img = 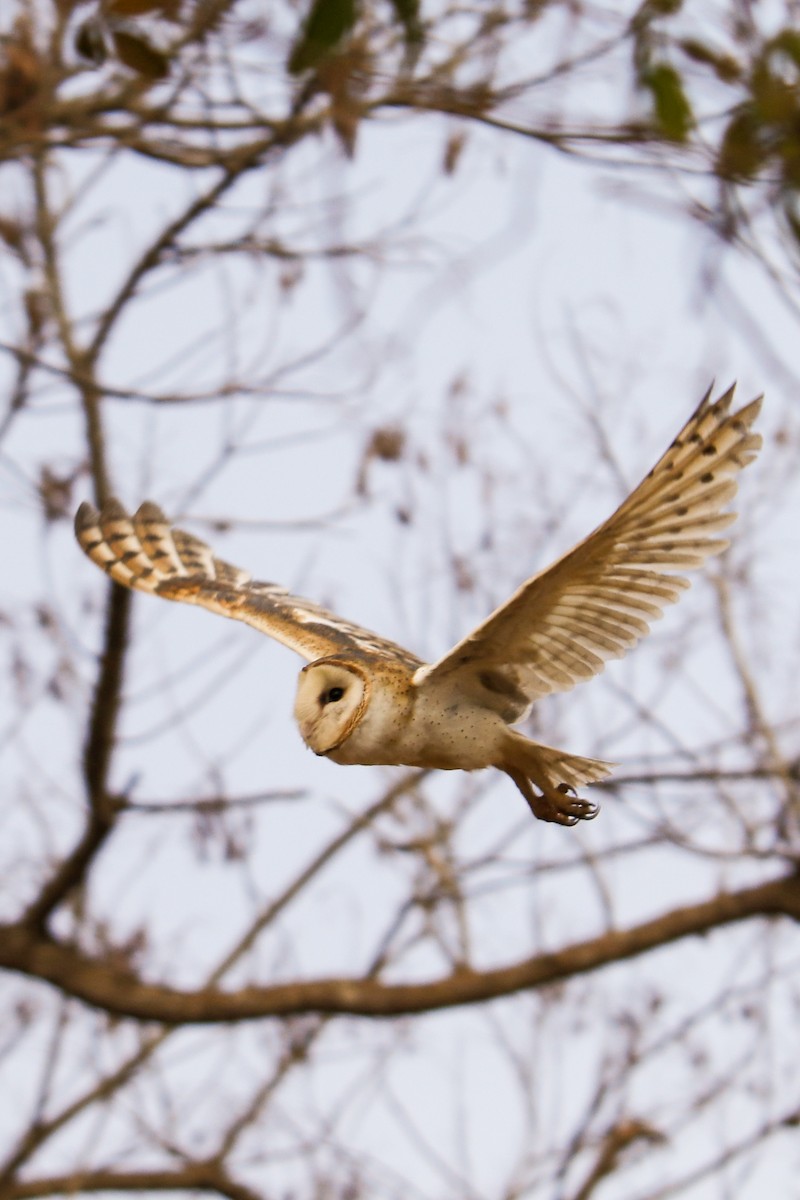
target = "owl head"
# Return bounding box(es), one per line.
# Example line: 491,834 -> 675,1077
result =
294,659 -> 370,755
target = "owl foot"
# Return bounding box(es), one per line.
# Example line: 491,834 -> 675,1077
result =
527,782 -> 599,826
502,765 -> 600,826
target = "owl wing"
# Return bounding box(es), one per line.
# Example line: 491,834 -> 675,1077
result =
414,386 -> 762,714
75,500 -> 423,670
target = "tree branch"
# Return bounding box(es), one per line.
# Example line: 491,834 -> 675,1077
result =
23,583 -> 130,931
3,874 -> 798,1024
4,1164 -> 263,1200
20,150 -> 132,932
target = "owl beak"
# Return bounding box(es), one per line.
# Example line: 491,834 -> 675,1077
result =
298,716 -> 338,757
315,737 -> 347,756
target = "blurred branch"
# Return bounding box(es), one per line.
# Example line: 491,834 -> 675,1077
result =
0,2 -> 796,1193
569,1119 -> 665,1200
122,789 -> 306,814
714,575 -> 799,832
0,1029 -> 167,1186
3,873 -> 798,1023
3,1164 -> 263,1200
19,150 -> 131,931
209,770 -> 426,983
86,115 -> 324,368
22,583 -> 130,931
637,1104 -> 800,1199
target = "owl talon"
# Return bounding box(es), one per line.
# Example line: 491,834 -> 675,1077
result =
502,764 -> 601,825
522,781 -> 600,825
548,787 -> 599,825
556,782 -> 599,820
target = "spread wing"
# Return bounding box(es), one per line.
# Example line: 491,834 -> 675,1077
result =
414,385 -> 762,714
75,500 -> 422,670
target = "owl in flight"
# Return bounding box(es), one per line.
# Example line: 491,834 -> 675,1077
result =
76,386 -> 761,826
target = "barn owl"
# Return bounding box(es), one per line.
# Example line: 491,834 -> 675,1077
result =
75,386 -> 761,825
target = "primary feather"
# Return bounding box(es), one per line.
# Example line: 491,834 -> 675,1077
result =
414,385 -> 762,713
74,498 -> 421,669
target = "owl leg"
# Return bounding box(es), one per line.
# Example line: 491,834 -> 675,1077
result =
503,766 -> 599,826
499,733 -> 614,826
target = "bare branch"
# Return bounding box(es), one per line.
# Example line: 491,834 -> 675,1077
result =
2,874 -> 798,1023
4,1164 -> 263,1200
22,583 -> 130,931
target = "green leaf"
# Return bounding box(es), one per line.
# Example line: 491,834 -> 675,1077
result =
641,62 -> 693,142
767,28 -> 800,69
635,0 -> 683,17
783,199 -> 800,247
750,60 -> 796,124
778,130 -> 800,187
288,0 -> 359,75
388,0 -> 423,49
716,109 -> 767,182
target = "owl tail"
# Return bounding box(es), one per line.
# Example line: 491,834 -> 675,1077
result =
499,731 -> 615,826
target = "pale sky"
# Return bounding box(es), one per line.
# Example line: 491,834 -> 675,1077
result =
1,18 -> 799,1195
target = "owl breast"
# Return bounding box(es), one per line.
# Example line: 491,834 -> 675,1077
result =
327,677 -> 508,772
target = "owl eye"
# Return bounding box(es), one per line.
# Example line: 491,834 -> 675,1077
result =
322,686 -> 345,705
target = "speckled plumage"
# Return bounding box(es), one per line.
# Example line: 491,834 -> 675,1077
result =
75,386 -> 761,825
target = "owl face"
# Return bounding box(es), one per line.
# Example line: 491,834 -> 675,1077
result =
293,660 -> 369,756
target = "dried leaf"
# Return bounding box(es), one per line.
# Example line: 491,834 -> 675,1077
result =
316,43 -> 371,155
24,289 -> 50,339
369,426 -> 406,462
107,0 -> 173,15
443,131 -> 466,175
0,216 -> 27,260
35,603 -> 58,632
39,465 -> 75,522
452,554 -> 475,593
112,29 -> 170,78
47,656 -> 78,702
75,18 -> 108,66
279,263 -> 303,292
11,646 -> 32,704
355,425 -> 406,494
0,42 -> 41,114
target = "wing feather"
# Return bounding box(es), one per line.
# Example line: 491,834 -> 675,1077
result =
75,500 -> 422,669
415,385 -> 761,709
